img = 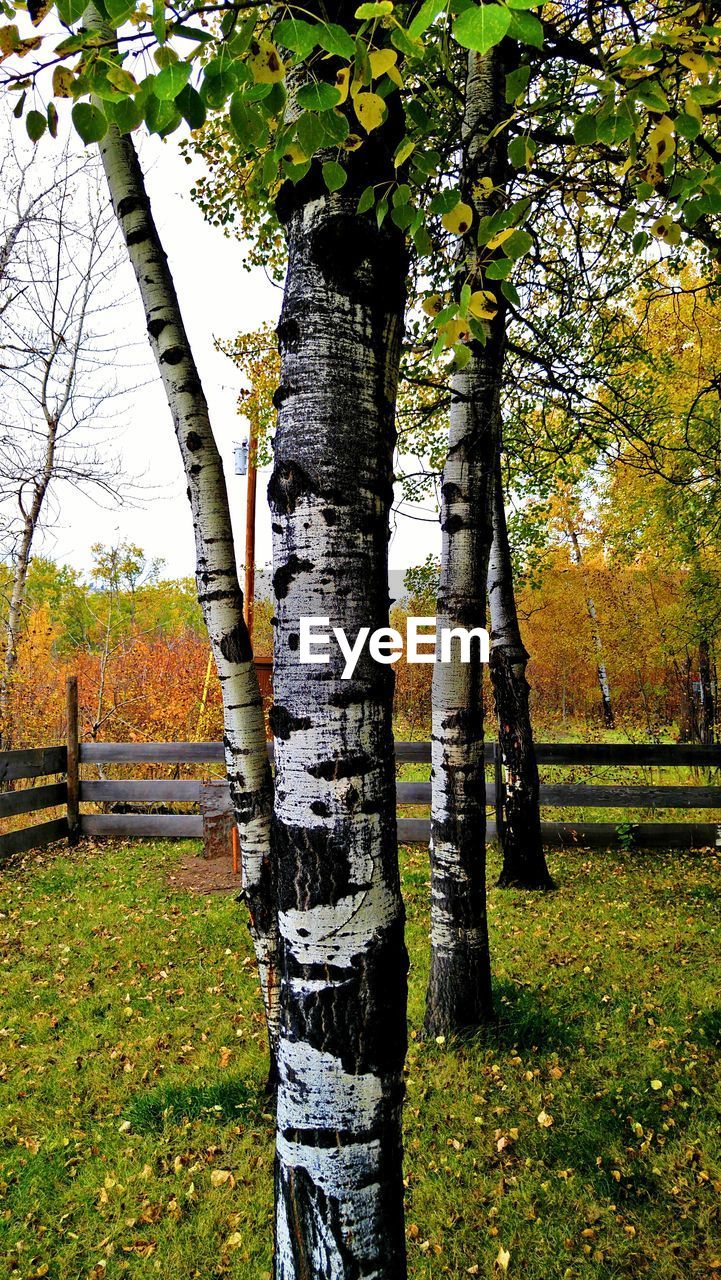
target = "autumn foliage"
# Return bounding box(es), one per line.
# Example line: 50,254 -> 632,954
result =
3,542 -> 717,752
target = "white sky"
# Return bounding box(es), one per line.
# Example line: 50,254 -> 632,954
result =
38,132 -> 441,584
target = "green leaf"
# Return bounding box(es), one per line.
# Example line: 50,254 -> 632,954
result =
508,134 -> 532,168
201,70 -> 235,109
573,110 -> 597,145
394,137 -> 415,167
154,61 -> 191,100
391,201 -> 415,230
296,81 -> 341,111
285,159 -> 311,183
56,0 -> 85,23
274,18 -> 318,58
226,15 -> 257,57
413,148 -> 440,175
322,160 -> 347,192
485,257 -> 513,279
406,99 -> 429,129
172,23 -> 215,43
501,279 -> 520,305
357,185 -> 376,213
391,25 -> 424,57
505,64 -> 530,101
453,342 -> 472,369
26,109 -> 46,141
413,222 -> 432,256
408,0 -> 446,39
507,0 -> 541,6
507,9 -> 543,47
676,111 -> 701,140
47,101 -> 58,137
109,94 -> 144,132
502,228 -> 532,259
452,4 -> 511,54
297,110 -> 325,157
54,32 -> 88,53
429,188 -> 460,214
105,0 -> 137,26
152,0 -> 166,44
634,81 -> 669,112
71,101 -> 107,143
229,93 -> 268,148
632,230 -> 648,254
145,94 -> 181,136
322,108 -> 349,143
355,1 -> 393,16
175,82 -> 205,129
316,22 -> 355,58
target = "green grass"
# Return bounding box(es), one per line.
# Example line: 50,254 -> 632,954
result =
1,839 -> 720,1279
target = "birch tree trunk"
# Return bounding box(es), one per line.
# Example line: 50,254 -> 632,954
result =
487,447 -> 554,890
95,121 -> 279,1076
424,48 -> 508,1038
698,639 -> 715,745
269,157 -> 408,1278
568,528 -> 615,730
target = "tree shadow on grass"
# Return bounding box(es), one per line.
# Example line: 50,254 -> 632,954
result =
488,981 -> 583,1053
125,1077 -> 267,1134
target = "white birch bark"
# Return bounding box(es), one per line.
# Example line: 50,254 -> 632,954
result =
425,48 -> 509,1036
568,527 -> 615,729
269,176 -> 408,1276
93,111 -> 279,1069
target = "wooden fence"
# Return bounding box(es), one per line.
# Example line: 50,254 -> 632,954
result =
2,697 -> 721,860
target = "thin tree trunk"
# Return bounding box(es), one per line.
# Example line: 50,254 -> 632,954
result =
94,119 -> 279,1077
676,653 -> 697,742
568,528 -> 615,730
0,412 -> 58,748
269,126 -> 409,1280
698,639 -> 715,745
424,47 -> 509,1038
488,447 -> 554,890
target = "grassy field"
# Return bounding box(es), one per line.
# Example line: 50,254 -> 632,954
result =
1,838 -> 719,1279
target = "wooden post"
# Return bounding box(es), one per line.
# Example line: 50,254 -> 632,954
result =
244,407 -> 257,640
493,741 -> 504,845
66,676 -> 80,846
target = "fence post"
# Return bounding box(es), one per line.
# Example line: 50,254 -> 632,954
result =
66,676 -> 80,846
493,741 -> 505,845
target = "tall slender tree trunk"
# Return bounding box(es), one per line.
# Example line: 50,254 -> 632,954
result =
0,421 -> 57,748
94,120 -> 279,1076
698,639 -> 715,745
568,528 -> 615,730
488,446 -> 554,890
268,102 -> 409,1280
425,47 -> 509,1038
676,653 -> 697,742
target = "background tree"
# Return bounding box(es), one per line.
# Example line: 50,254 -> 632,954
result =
0,130 -> 129,746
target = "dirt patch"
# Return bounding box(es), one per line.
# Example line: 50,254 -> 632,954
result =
168,852 -> 241,895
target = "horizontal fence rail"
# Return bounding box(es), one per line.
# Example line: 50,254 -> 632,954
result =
76,739 -> 721,767
3,695 -> 721,861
